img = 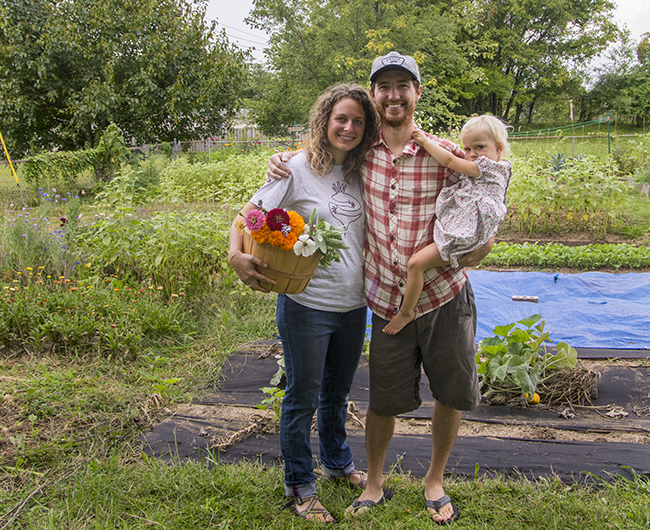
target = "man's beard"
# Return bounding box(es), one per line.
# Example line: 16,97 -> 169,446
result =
378,100 -> 416,127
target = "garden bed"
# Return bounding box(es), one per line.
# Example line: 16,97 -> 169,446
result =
142,340 -> 650,481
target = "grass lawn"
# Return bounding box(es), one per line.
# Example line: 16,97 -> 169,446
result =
2,285 -> 650,528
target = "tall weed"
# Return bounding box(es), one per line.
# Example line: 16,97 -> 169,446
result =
156,150 -> 273,205
74,206 -> 236,297
1,272 -> 192,358
0,197 -> 84,278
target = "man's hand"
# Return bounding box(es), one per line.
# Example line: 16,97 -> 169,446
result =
266,151 -> 297,181
458,236 -> 495,268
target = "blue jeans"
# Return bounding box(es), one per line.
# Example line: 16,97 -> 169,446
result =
276,294 -> 367,498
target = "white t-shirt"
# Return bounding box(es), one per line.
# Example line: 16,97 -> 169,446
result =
249,152 -> 366,312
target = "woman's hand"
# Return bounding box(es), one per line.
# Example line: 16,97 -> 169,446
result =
229,252 -> 275,293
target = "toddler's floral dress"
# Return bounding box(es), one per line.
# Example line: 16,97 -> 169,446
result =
434,156 -> 511,267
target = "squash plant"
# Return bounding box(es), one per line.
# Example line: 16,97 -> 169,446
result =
476,314 -> 577,403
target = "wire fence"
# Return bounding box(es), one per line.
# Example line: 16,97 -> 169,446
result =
0,161 -> 33,212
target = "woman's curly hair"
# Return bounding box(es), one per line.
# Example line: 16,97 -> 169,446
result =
305,84 -> 380,181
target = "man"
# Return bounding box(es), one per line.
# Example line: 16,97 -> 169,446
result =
266,51 -> 492,524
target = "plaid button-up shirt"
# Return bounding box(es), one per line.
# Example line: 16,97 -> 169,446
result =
362,130 -> 468,321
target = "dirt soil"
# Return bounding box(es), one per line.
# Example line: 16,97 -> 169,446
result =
165,357 -> 649,452
169,385 -> 650,454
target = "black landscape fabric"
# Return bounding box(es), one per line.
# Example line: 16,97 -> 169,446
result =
142,346 -> 650,481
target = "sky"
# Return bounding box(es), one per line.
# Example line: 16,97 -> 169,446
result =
206,0 -> 649,64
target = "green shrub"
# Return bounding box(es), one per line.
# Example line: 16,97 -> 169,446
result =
74,206 -> 236,297
0,198 -> 84,278
482,241 -> 650,270
507,154 -> 630,235
611,132 -> 650,176
21,124 -> 129,189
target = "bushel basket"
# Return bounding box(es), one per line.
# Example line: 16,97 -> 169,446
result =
243,231 -> 321,294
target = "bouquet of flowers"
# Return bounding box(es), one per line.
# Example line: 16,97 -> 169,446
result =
238,203 -> 348,268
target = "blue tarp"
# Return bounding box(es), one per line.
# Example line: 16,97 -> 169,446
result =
470,271 -> 650,349
365,271 -> 650,350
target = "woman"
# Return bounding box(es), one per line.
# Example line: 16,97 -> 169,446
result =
228,84 -> 380,523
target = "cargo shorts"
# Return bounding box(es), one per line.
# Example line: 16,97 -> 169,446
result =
368,281 -> 481,416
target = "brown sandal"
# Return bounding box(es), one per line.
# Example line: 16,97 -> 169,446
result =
324,470 -> 367,489
284,494 -> 335,524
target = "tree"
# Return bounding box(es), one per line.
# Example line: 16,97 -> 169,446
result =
246,0 -> 623,132
246,0 -> 474,134
0,0 -> 249,156
451,0 -> 621,123
584,34 -> 650,127
637,33 -> 650,66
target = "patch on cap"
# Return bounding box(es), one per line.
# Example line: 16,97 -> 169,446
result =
369,51 -> 421,83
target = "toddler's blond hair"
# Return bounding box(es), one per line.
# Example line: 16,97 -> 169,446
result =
461,115 -> 510,158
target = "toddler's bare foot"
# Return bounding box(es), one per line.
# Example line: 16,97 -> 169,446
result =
383,311 -> 414,335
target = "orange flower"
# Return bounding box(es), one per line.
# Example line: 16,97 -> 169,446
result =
287,210 -> 305,235
282,232 -> 298,251
251,225 -> 272,244
268,231 -> 286,247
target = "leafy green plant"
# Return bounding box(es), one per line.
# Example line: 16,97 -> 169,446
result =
0,197 -> 86,278
0,272 -> 191,358
21,124 -> 128,187
93,164 -> 159,206
476,314 -> 577,403
548,152 -> 567,172
481,241 -> 650,270
270,355 -> 285,387
255,386 -> 285,421
75,207 -> 233,297
507,154 -> 630,235
156,149 -> 273,205
138,354 -> 182,399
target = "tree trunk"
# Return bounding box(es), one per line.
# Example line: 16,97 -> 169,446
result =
514,102 -> 523,125
527,98 -> 537,124
84,124 -> 94,148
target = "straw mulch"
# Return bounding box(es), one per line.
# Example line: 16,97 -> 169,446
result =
483,361 -> 601,408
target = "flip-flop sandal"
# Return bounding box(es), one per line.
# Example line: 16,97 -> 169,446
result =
425,494 -> 460,525
324,470 -> 367,489
284,494 -> 335,524
346,488 -> 393,515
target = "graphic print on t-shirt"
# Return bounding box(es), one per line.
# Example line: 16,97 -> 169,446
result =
329,181 -> 362,231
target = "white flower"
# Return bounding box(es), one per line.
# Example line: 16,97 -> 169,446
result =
293,234 -> 317,257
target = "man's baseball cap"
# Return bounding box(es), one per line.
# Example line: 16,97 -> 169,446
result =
369,51 -> 421,83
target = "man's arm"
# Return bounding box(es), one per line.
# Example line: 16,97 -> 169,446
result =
457,236 -> 495,268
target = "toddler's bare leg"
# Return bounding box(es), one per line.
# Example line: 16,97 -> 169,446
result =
383,244 -> 447,335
